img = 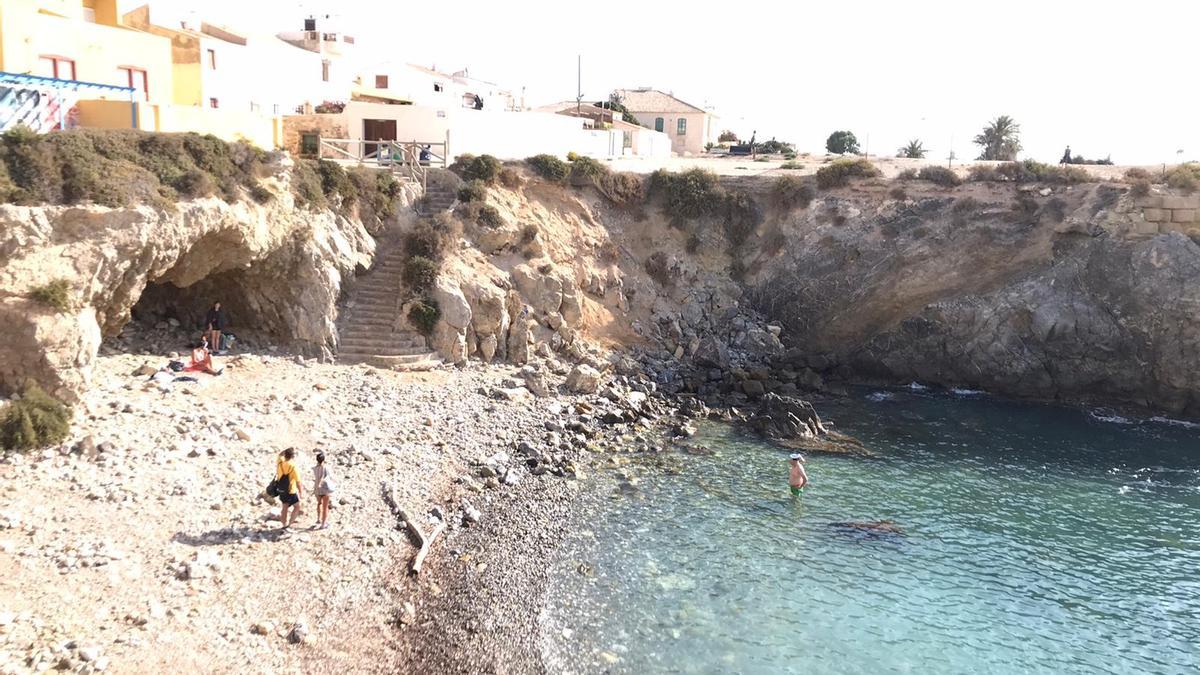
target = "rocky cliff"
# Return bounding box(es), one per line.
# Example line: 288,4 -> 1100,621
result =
0,163 -> 401,400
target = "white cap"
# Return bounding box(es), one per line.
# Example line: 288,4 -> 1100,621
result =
789,453 -> 804,461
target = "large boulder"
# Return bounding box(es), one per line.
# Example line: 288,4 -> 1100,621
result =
431,322 -> 467,365
432,276 -> 471,330
750,393 -> 828,440
511,263 -> 564,316
692,335 -> 730,369
565,364 -> 602,394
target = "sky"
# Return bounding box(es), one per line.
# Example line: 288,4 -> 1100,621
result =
167,0 -> 1197,165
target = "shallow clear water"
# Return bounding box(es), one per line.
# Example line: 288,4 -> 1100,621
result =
540,390 -> 1200,674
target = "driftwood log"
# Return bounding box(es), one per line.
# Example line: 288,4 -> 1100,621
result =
382,481 -> 445,575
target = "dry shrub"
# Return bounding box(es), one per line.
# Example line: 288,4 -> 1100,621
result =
1124,167 -> 1152,182
771,175 -> 815,210
498,167 -> 524,189
644,251 -> 675,286
450,154 -> 501,184
896,168 -> 917,180
520,224 -> 538,245
815,158 -> 880,190
1166,164 -> 1200,194
889,186 -> 907,201
404,220 -> 447,260
1,382 -> 71,451
28,279 -> 72,312
457,180 -> 487,202
762,226 -> 787,256
597,240 -> 620,263
917,165 -> 961,187
595,171 -> 645,205
1130,179 -> 1151,198
971,160 -> 1093,185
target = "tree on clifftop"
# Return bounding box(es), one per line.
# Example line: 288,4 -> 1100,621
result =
898,139 -> 926,159
974,115 -> 1022,161
597,93 -> 639,124
826,131 -> 860,155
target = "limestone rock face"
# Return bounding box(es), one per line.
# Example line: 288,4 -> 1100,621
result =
0,191 -> 374,400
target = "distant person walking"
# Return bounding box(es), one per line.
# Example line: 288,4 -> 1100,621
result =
205,302 -> 227,353
788,453 -> 808,497
312,451 -> 335,530
1060,146 -> 1073,165
276,448 -> 303,529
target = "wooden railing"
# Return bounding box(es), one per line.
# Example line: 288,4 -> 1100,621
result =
317,133 -> 449,190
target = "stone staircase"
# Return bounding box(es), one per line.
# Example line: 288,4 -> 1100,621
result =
337,247 -> 442,370
418,182 -> 457,215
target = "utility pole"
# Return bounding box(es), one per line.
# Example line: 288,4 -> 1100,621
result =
575,55 -> 582,116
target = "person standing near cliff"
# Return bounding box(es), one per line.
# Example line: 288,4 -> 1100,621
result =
789,454 -> 808,497
205,302 -> 227,353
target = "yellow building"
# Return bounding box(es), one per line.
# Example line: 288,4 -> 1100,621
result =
0,1 -> 283,148
0,0 -> 172,102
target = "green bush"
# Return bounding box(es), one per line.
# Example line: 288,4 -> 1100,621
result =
474,203 -> 504,228
317,159 -> 357,205
458,154 -> 502,184
526,154 -> 570,182
896,168 -> 917,180
402,256 -> 439,293
825,130 -> 860,155
29,279 -> 72,312
0,127 -> 271,209
815,158 -> 880,189
290,160 -> 327,210
649,168 -> 724,218
404,221 -> 446,260
1,382 -> 71,451
458,180 -> 487,202
1129,179 -> 1151,198
779,160 -> 804,170
566,151 -> 580,162
348,168 -> 402,224
407,297 -> 441,336
498,167 -> 524,188
917,165 -> 961,187
771,175 -> 814,210
722,191 -> 761,247
569,156 -> 608,184
969,160 -> 1092,185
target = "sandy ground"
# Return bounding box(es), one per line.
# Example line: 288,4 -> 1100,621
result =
0,340 -> 606,674
606,153 -> 1154,180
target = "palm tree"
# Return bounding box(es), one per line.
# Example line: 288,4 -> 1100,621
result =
974,115 -> 1022,161
898,139 -> 926,159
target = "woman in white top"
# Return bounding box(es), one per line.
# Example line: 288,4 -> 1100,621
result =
312,452 -> 335,530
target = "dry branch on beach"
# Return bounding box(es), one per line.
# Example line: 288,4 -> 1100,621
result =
382,481 -> 446,575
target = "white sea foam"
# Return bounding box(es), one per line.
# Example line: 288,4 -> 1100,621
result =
908,382 -> 929,391
1089,410 -> 1135,425
866,392 -> 894,402
1148,416 -> 1200,430
951,388 -> 985,396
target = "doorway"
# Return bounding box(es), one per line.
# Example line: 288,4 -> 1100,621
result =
362,119 -> 396,160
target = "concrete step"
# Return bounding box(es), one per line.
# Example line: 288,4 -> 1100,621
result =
338,352 -> 442,371
339,345 -> 431,357
340,336 -> 426,349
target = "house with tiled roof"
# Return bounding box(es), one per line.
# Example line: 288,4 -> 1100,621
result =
613,88 -> 716,155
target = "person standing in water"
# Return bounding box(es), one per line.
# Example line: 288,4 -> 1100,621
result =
789,453 -> 809,497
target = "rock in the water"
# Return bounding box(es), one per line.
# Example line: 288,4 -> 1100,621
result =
750,393 -> 828,440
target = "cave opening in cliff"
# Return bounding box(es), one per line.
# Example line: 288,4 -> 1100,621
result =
123,267 -> 276,352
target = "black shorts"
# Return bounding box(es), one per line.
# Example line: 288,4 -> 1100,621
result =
280,493 -> 299,505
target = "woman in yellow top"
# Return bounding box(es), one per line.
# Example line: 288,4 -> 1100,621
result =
276,448 -> 303,529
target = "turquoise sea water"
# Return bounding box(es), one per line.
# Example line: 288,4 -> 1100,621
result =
539,390 -> 1200,674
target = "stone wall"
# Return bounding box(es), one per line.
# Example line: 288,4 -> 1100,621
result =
280,114 -> 348,156
1138,195 -> 1200,236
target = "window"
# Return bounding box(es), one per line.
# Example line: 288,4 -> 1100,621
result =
209,98 -> 219,109
38,56 -> 76,80
654,117 -> 664,132
434,83 -> 443,93
321,60 -> 330,82
207,49 -> 216,70
299,133 -> 320,157
375,74 -> 388,89
118,67 -> 148,98
677,118 -> 687,135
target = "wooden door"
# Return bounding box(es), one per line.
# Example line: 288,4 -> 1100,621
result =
362,119 -> 397,159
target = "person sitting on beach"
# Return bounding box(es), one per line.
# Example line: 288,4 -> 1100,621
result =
185,336 -> 223,375
789,453 -> 808,497
276,448 -> 303,529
